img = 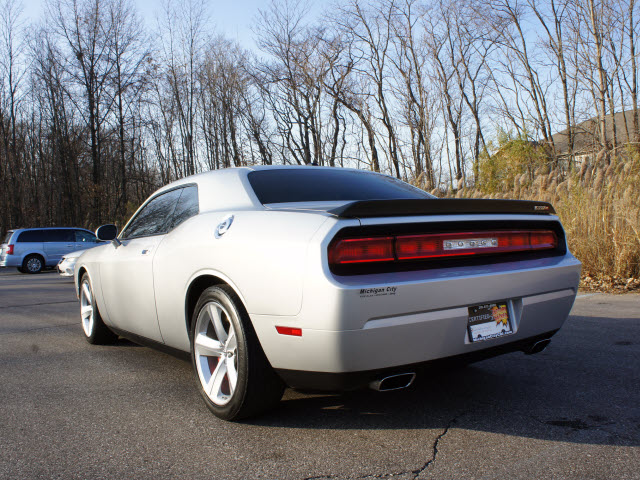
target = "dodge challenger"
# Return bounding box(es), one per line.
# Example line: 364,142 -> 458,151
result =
74,166 -> 581,420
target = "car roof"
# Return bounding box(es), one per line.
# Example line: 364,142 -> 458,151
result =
9,227 -> 94,233
151,165 -> 387,213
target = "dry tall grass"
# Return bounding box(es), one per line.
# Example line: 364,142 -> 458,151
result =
423,155 -> 640,286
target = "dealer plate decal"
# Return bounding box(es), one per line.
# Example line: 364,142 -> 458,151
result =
467,301 -> 513,342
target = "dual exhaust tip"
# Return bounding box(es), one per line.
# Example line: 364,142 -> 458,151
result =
369,372 -> 416,392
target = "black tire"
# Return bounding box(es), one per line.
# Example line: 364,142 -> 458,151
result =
22,254 -> 44,274
190,285 -> 284,421
79,273 -> 118,345
17,267 -> 26,273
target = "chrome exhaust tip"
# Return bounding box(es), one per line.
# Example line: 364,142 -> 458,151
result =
369,373 -> 416,392
526,339 -> 551,355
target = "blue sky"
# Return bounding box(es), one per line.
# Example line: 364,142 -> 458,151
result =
20,0 -> 326,51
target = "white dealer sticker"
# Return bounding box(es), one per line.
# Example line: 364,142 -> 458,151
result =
359,287 -> 397,298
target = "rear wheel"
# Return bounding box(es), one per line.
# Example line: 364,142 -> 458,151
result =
22,254 -> 44,274
191,285 -> 284,421
80,273 -> 118,344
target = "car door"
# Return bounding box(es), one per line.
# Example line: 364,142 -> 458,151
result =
43,229 -> 76,265
99,188 -> 183,342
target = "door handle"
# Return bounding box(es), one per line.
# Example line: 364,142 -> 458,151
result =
66,244 -> 74,247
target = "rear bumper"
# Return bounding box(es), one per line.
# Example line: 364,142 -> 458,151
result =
276,329 -> 559,391
0,256 -> 19,267
251,253 -> 580,378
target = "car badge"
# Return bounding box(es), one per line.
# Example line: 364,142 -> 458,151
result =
215,215 -> 234,238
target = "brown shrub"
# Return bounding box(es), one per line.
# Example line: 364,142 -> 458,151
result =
444,156 -> 640,280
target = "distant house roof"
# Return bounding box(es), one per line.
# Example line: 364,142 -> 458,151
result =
552,110 -> 638,155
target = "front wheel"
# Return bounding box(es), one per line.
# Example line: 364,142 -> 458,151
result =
79,273 -> 118,344
191,285 -> 284,420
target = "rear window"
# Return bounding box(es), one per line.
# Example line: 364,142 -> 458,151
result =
17,230 -> 46,242
75,230 -> 97,243
248,169 -> 432,204
3,232 -> 13,244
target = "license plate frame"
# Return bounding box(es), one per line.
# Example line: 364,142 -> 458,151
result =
467,301 -> 513,343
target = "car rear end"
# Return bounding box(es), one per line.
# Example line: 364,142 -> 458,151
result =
253,205 -> 580,391
243,167 -> 581,391
0,230 -> 18,268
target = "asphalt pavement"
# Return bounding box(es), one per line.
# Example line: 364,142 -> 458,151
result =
0,268 -> 638,479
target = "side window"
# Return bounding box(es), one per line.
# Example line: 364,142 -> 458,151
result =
46,229 -> 74,242
17,230 -> 46,242
76,230 -> 97,243
169,185 -> 199,230
121,188 -> 182,239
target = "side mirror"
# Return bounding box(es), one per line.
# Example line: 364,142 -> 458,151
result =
95,224 -> 120,246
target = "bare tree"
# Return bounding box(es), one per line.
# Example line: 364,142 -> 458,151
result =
0,0 -> 27,230
107,0 -> 150,215
49,0 -> 116,223
530,0 -> 578,167
158,0 -> 208,177
389,0 -> 436,186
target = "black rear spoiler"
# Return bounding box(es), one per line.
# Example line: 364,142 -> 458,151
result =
328,199 -> 556,218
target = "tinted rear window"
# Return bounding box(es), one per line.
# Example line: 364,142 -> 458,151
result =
248,169 -> 432,204
3,232 -> 13,244
17,230 -> 46,242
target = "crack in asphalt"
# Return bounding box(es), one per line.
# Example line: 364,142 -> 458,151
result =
409,411 -> 466,479
300,411 -> 467,480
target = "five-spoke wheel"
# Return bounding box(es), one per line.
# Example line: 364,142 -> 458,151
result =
190,285 -> 284,420
194,301 -> 239,406
80,277 -> 95,337
79,273 -> 118,344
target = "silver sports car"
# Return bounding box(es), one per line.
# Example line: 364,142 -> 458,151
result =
75,166 -> 581,420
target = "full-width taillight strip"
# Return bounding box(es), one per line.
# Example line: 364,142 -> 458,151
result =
329,230 -> 557,265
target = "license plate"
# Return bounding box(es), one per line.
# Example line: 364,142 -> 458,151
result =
468,301 -> 513,342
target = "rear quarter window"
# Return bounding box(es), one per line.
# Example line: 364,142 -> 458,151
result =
247,169 -> 433,204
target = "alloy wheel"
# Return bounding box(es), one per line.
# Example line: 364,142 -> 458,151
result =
26,257 -> 42,273
80,279 -> 94,337
194,301 -> 239,406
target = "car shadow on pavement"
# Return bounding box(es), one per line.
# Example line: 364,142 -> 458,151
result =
245,321 -> 639,447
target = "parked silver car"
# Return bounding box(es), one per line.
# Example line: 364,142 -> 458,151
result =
75,166 -> 581,421
0,227 -> 99,273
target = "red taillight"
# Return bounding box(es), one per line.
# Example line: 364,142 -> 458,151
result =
396,230 -> 557,260
6,245 -> 14,255
328,237 -> 394,264
276,326 -> 302,336
329,230 -> 558,265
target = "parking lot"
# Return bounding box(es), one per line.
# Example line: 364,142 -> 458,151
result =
0,269 -> 638,480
